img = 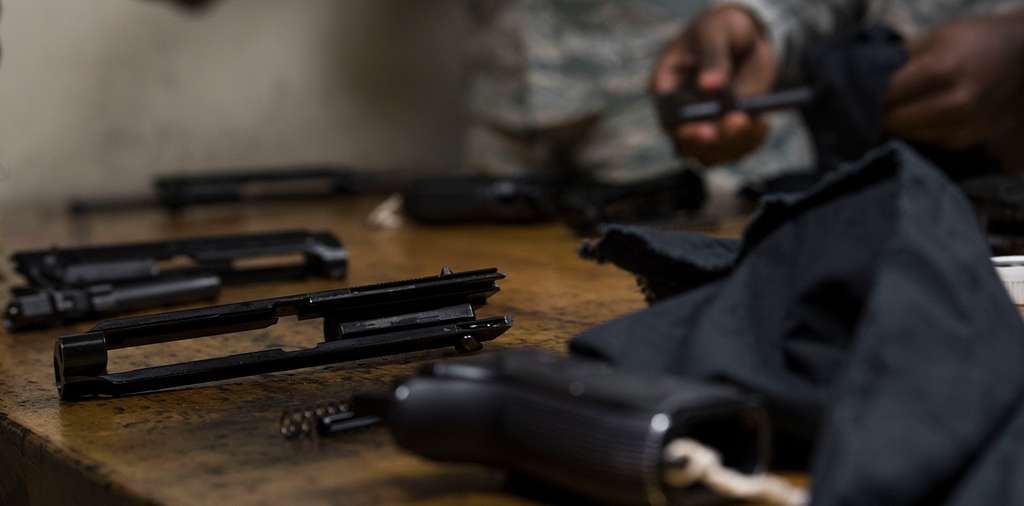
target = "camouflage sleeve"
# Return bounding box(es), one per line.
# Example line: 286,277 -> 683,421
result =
712,0 -> 869,84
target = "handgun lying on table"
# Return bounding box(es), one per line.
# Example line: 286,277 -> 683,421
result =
4,230 -> 347,331
54,267 -> 511,400
282,350 -> 785,506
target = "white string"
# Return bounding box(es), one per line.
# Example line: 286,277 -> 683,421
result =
367,193 -> 405,229
662,439 -> 808,506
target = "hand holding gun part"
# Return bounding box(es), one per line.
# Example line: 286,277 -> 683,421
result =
287,350 -> 790,505
54,267 -> 510,400
5,230 -> 348,330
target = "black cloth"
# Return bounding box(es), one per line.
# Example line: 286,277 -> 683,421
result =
802,26 -> 908,171
578,229 -> 739,303
572,142 -> 1024,504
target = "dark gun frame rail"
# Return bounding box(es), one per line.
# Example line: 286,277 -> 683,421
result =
54,268 -> 510,400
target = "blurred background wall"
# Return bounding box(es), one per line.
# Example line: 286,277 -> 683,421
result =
0,0 -> 468,207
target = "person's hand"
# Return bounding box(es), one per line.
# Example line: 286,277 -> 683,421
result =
884,11 -> 1024,156
651,5 -> 778,165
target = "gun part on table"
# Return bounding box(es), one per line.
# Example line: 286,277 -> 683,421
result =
5,230 -> 347,330
282,349 -> 771,506
154,167 -> 402,210
54,267 -> 510,400
71,167 -> 705,235
402,171 -> 706,234
67,166 -> 400,214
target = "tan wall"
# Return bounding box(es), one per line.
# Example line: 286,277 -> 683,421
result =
0,0 -> 467,207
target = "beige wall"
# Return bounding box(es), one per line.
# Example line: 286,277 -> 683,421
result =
0,0 -> 467,207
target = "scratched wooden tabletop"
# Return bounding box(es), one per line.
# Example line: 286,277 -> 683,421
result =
0,197 -> 758,506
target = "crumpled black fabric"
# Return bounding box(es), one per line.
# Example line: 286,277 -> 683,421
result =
578,230 -> 739,302
572,142 -> 1024,504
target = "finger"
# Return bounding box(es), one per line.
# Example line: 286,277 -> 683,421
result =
898,113 -> 982,149
899,120 -> 980,148
721,111 -> 751,138
748,117 -> 770,148
674,116 -> 767,166
690,139 -> 753,166
672,138 -> 720,165
681,143 -> 732,166
885,51 -> 954,108
715,113 -> 769,162
885,88 -> 974,138
731,42 -> 776,97
675,123 -> 724,163
678,122 -> 720,145
692,24 -> 733,91
652,39 -> 697,94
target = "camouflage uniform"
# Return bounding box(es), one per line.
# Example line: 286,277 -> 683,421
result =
463,0 -> 815,183
719,0 -> 1024,84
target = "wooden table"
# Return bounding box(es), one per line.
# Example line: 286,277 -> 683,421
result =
0,198 -> 755,506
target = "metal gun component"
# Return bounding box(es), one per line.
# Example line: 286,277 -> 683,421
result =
313,350 -> 770,505
5,274 -> 222,331
54,268 -> 511,400
560,169 -> 706,236
5,230 -> 348,330
11,229 -> 347,286
280,400 -> 381,439
69,165 -> 408,215
401,173 -> 707,235
401,176 -> 563,225
71,166 -> 707,236
154,167 -> 381,210
73,166 -> 706,234
657,87 -> 817,126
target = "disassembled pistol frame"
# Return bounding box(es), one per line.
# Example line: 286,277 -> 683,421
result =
54,267 -> 510,400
